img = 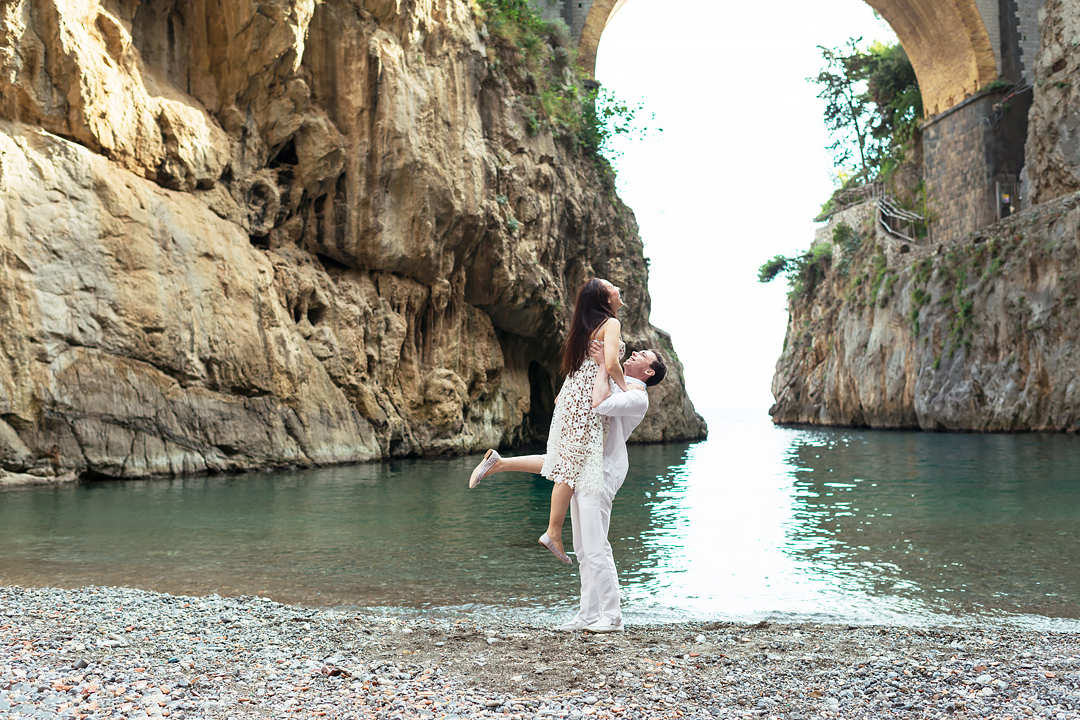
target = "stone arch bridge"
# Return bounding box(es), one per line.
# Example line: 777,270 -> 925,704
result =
530,0 -> 1044,243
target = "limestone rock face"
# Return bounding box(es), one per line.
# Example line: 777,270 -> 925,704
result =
0,123 -> 381,475
1025,0 -> 1080,204
0,0 -> 705,478
770,193 -> 1080,431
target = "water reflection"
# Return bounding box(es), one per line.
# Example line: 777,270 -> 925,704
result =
1,411 -> 1078,629
783,428 -> 1080,619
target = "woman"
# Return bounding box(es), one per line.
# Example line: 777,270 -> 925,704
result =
469,278 -> 627,564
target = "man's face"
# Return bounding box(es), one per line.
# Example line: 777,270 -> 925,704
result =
623,350 -> 657,380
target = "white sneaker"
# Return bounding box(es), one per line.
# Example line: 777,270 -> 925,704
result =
554,618 -> 590,632
583,621 -> 623,633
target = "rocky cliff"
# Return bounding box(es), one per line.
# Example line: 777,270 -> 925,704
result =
0,0 -> 705,481
770,193 -> 1080,430
769,0 -> 1080,432
1024,0 -> 1080,205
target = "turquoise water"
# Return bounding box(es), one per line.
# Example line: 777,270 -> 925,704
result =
2,410 -> 1079,629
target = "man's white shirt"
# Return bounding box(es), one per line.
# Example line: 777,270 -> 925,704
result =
592,376 -> 649,501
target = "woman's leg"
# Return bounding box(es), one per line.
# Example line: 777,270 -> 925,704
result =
544,481 -> 574,552
470,452 -> 546,489
492,454 -> 544,475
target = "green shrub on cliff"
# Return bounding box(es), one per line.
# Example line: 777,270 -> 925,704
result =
761,222 -> 868,300
475,0 -> 654,164
758,242 -> 833,300
758,255 -> 789,283
833,222 -> 862,275
909,286 -> 930,335
578,88 -> 653,159
867,249 -> 890,305
476,0 -> 549,43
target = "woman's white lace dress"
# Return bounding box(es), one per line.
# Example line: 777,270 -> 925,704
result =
540,341 -> 624,496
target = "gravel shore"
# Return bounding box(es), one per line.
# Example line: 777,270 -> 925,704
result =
2,586 -> 1079,719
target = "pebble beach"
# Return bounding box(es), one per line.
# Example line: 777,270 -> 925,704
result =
2,586 -> 1079,719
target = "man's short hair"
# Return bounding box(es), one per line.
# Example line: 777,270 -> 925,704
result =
645,350 -> 667,387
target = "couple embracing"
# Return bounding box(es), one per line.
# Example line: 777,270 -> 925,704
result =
468,278 -> 667,632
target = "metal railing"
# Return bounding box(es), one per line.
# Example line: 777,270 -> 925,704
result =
821,180 -> 928,243
877,193 -> 927,243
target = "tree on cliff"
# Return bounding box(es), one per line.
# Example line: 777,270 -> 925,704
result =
814,38 -> 874,180
812,39 -> 923,184
862,42 -> 923,164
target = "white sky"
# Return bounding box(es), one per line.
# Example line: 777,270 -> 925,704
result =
594,0 -> 897,415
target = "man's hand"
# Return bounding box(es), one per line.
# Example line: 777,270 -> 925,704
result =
588,339 -> 604,365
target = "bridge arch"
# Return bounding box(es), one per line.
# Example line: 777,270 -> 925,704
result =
576,0 -> 1002,116
577,0 -> 628,81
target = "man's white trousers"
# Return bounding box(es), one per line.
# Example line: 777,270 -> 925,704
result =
569,491 -> 621,627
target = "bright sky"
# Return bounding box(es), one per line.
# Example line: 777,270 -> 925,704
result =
594,0 -> 897,415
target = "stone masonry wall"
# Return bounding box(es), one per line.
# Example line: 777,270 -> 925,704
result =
564,0 -> 590,40
528,0 -> 588,45
976,0 -> 1003,69
1002,0 -> 1045,83
814,203 -> 877,248
924,96 -> 999,243
1016,0 -> 1044,82
530,0 -> 566,25
923,88 -> 1030,243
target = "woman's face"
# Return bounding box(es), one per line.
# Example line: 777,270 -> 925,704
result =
601,279 -> 623,312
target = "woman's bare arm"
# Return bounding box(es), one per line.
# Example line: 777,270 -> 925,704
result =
602,318 -> 628,391
591,341 -> 612,407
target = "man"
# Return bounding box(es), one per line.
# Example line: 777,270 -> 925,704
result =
468,344 -> 667,632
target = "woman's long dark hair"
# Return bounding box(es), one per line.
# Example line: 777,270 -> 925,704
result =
560,278 -> 615,377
